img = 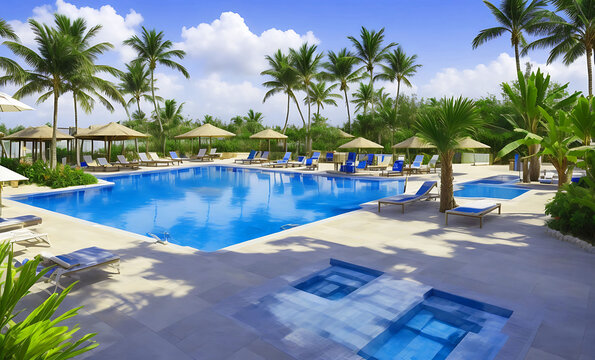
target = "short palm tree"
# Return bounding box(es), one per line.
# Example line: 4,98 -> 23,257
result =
243,109 -> 265,134
352,83 -> 375,115
414,97 -> 482,212
305,81 -> 341,117
321,49 -> 362,132
155,99 -> 184,154
54,14 -> 123,165
290,43 -> 323,152
524,0 -> 595,97
472,0 -> 553,74
348,27 -> 396,115
124,27 -> 189,150
261,50 -> 306,133
1,19 -> 82,168
376,46 -> 422,122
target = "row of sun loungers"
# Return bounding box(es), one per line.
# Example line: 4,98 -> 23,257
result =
376,181 -> 501,228
0,213 -> 120,293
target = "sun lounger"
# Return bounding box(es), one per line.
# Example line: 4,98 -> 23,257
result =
250,151 -> 269,164
288,156 -> 306,167
305,152 -> 321,170
445,200 -> 501,228
325,152 -> 334,162
206,148 -> 221,159
116,155 -> 140,170
235,150 -> 256,164
355,160 -> 368,171
94,158 -> 120,172
18,246 -> 120,292
381,160 -> 404,177
138,153 -> 170,166
264,152 -> 292,168
0,228 -> 50,246
190,148 -> 212,162
539,171 -> 557,184
0,215 -> 42,232
368,154 -> 392,171
404,155 -> 426,174
424,155 -> 439,173
378,181 -> 439,213
170,151 -> 190,163
340,152 -> 357,173
149,152 -> 177,165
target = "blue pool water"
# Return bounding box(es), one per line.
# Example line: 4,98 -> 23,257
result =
294,259 -> 383,300
454,175 -> 528,200
11,166 -> 404,251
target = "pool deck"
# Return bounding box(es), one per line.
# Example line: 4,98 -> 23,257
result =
5,161 -> 594,360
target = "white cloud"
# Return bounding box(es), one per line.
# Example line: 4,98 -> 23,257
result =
420,52 -> 589,99
8,0 -> 142,62
178,12 -> 320,77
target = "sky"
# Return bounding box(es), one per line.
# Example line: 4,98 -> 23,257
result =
0,0 -> 590,130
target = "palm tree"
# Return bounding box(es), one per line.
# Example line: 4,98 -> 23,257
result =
0,19 -> 17,40
243,109 -> 265,134
54,14 -> 123,165
290,43 -> 323,152
261,50 -> 305,133
305,81 -> 341,117
1,19 -> 82,168
124,27 -> 189,150
348,27 -> 397,114
524,0 -> 595,97
352,83 -> 375,115
156,99 -> 184,154
0,19 -> 21,80
376,46 -> 422,123
414,97 -> 482,212
321,49 -> 362,132
472,0 -> 553,74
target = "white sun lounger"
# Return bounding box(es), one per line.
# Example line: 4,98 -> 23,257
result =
0,215 -> 43,232
445,200 -> 501,228
0,228 -> 50,246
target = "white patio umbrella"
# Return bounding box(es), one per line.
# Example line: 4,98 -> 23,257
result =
0,92 -> 34,157
0,165 -> 28,216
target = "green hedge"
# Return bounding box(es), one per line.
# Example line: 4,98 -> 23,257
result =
545,181 -> 595,245
0,158 -> 97,189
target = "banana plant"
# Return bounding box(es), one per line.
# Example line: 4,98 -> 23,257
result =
0,241 -> 98,359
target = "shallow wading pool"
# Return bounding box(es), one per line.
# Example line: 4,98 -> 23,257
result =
10,166 -> 404,251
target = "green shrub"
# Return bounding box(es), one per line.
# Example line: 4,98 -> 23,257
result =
545,182 -> 595,244
0,159 -> 98,189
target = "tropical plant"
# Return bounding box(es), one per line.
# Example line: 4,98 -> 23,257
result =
118,62 -> 161,117
243,109 -> 265,134
377,97 -> 399,146
501,69 -> 580,181
348,27 -> 397,116
305,81 -> 341,117
377,46 -> 422,121
1,18 -> 83,169
321,49 -> 362,132
524,0 -> 595,97
0,19 -> 21,74
153,99 -> 184,153
472,0 -> 553,73
352,83 -> 375,115
261,50 -> 305,133
290,43 -> 323,153
0,241 -> 98,357
569,96 -> 595,145
54,14 -> 123,166
124,27 -> 189,146
414,97 -> 482,212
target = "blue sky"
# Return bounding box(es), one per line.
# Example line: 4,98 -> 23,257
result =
0,0 -> 588,129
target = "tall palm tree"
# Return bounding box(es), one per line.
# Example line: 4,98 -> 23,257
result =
54,14 -> 123,165
524,0 -> 595,97
472,0 -> 553,74
352,83 -> 375,115
124,27 -> 189,150
348,27 -> 397,115
321,49 -> 362,132
1,19 -> 82,168
261,50 -> 305,133
414,97 -> 482,212
0,19 -> 17,40
305,81 -> 341,117
376,46 -> 422,119
0,19 -> 21,77
290,43 -> 323,152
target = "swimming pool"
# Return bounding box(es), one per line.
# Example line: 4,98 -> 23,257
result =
11,166 -> 404,251
454,175 -> 528,200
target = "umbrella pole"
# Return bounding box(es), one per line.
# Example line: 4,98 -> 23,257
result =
9,141 -> 12,159
268,139 -> 271,153
0,140 -> 6,158
108,141 -> 112,162
18,141 -> 21,161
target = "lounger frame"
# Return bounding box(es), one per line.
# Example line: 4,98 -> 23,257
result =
445,203 -> 501,228
378,193 -> 439,213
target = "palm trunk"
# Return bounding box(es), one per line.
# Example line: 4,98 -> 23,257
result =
529,144 -> 541,181
514,42 -> 521,75
136,99 -> 148,153
294,97 -> 306,127
150,69 -> 166,155
344,87 -> 352,132
439,151 -> 457,212
73,93 -> 80,166
282,94 -> 291,133
51,90 -> 58,169
522,158 -> 530,183
306,84 -> 312,153
586,46 -> 593,98
553,157 -> 569,189
369,68 -> 375,121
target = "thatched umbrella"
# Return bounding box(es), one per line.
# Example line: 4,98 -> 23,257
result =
455,137 -> 490,149
175,123 -> 236,151
339,137 -> 383,152
337,129 -> 355,138
392,136 -> 436,149
5,126 -> 74,161
250,129 -> 288,152
76,122 -> 148,162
